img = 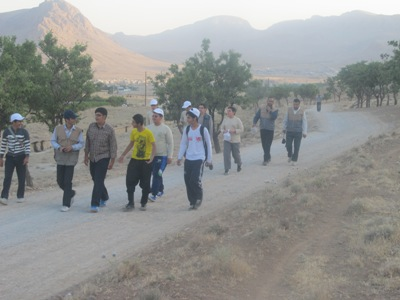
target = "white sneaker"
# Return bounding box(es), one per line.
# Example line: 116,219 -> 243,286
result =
17,198 -> 24,203
288,158 -> 292,163
61,206 -> 70,212
291,161 -> 297,166
0,198 -> 8,205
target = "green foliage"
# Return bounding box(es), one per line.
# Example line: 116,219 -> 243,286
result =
150,39 -> 252,136
0,36 -> 42,130
28,32 -> 95,132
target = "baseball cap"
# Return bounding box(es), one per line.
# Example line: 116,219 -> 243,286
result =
188,108 -> 200,118
10,113 -> 25,122
182,100 -> 192,109
63,109 -> 78,119
153,108 -> 164,116
150,99 -> 158,106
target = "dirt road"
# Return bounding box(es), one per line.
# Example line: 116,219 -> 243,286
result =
0,105 -> 389,299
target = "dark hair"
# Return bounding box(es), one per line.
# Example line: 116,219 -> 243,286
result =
293,98 -> 300,103
227,106 -> 236,113
199,103 -> 207,109
95,107 -> 108,116
132,114 -> 144,125
186,111 -> 198,120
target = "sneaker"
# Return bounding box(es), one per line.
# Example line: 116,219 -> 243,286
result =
140,205 -> 147,211
90,206 -> 99,213
262,161 -> 267,166
100,200 -> 107,207
17,198 -> 25,203
156,191 -> 164,197
188,205 -> 196,210
291,161 -> 297,166
288,157 -> 292,163
237,164 -> 242,172
148,195 -> 157,202
61,206 -> 70,212
195,199 -> 202,209
124,203 -> 134,211
0,198 -> 8,205
224,170 -> 229,175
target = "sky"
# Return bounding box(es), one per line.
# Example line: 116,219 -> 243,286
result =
0,0 -> 399,36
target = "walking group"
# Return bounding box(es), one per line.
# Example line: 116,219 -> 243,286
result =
0,97 -> 308,212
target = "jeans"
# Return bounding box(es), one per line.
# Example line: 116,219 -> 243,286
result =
151,156 -> 167,196
223,141 -> 242,171
89,158 -> 110,207
126,158 -> 152,206
184,159 -> 204,206
285,131 -> 303,162
1,154 -> 26,199
57,164 -> 75,207
260,129 -> 274,162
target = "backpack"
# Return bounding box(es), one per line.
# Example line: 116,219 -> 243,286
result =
186,125 -> 208,160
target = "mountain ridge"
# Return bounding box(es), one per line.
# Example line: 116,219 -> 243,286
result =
1,1 -> 399,81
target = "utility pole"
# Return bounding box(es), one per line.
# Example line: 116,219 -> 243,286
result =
144,72 -> 147,106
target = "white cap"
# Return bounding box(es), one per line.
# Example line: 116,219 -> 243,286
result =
153,108 -> 164,116
150,99 -> 158,106
182,100 -> 192,109
10,113 -> 25,122
188,108 -> 200,118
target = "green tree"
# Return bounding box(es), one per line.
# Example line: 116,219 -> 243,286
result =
0,36 -> 42,131
29,32 -> 95,132
151,39 -> 252,153
270,84 -> 292,106
296,83 -> 319,105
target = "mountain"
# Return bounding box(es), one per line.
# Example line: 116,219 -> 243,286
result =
0,0 -> 169,81
1,1 -> 400,81
112,11 -> 400,78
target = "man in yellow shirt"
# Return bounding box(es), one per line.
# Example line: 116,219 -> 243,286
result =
118,114 -> 156,211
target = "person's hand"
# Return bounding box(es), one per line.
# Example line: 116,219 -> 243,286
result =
23,157 -> 29,165
303,133 -> 307,138
108,162 -> 114,170
167,158 -> 172,164
0,158 -> 4,168
84,157 -> 89,166
177,159 -> 182,166
117,156 -> 124,164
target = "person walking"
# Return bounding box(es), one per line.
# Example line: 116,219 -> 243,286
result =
252,97 -> 279,165
84,107 -> 117,213
198,103 -> 213,139
0,113 -> 30,205
146,98 -> 158,125
316,94 -> 322,112
147,108 -> 174,202
177,108 -> 212,210
220,106 -> 244,175
51,110 -> 84,212
118,114 -> 156,211
179,100 -> 192,134
282,98 -> 308,166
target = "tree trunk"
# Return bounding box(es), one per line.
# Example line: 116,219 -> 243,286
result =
25,166 -> 33,188
213,132 -> 221,153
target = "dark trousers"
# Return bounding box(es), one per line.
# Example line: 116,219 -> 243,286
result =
223,141 -> 242,171
286,131 -> 303,162
184,159 -> 204,206
151,156 -> 167,196
126,158 -> 152,206
260,129 -> 274,162
89,158 -> 110,207
57,164 -> 75,207
1,154 -> 26,199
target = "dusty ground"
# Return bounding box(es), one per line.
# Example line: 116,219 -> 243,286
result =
0,102 -> 398,299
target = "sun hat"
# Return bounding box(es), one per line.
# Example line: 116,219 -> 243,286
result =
153,108 -> 164,116
182,100 -> 192,109
10,113 -> 25,122
150,99 -> 158,106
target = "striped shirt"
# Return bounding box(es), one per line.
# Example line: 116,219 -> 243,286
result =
0,127 -> 30,158
84,122 -> 117,162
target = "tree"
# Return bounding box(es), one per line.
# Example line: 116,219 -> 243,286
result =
0,36 -> 42,131
151,39 -> 252,153
29,32 -> 95,132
